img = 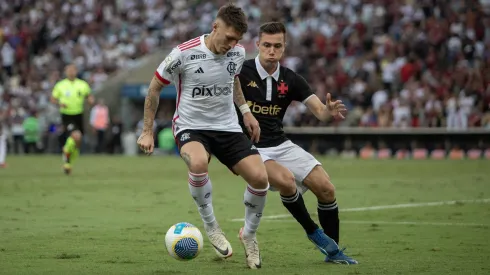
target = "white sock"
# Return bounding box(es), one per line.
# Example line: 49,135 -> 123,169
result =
188,172 -> 216,230
0,134 -> 6,164
243,183 -> 269,238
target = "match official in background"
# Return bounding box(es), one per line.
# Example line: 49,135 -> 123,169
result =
50,64 -> 94,174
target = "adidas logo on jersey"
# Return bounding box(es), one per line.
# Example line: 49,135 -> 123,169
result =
194,67 -> 204,73
247,81 -> 258,88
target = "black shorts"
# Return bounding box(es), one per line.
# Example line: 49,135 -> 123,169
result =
175,130 -> 259,173
61,114 -> 84,134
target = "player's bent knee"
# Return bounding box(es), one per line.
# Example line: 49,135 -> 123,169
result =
248,169 -> 269,190
282,172 -> 296,195
233,155 -> 269,189
181,151 -> 209,174
243,166 -> 269,190
180,142 -> 209,174
188,159 -> 208,174
265,160 -> 296,195
277,173 -> 296,196
315,177 -> 336,202
268,168 -> 296,195
304,166 -> 336,202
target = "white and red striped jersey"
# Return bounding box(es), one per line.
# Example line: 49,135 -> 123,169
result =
155,34 -> 246,135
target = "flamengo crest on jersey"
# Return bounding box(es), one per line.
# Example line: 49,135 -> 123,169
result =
155,35 -> 246,135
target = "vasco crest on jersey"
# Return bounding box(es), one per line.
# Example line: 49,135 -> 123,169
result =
277,80 -> 289,98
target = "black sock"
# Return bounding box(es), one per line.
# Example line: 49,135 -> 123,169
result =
318,199 -> 340,244
281,189 -> 318,235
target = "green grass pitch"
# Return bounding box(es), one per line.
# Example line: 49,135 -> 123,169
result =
1,156 -> 489,274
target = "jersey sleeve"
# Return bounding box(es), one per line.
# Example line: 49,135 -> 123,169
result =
52,82 -> 61,99
155,47 -> 183,85
83,81 -> 91,97
292,72 -> 314,103
234,46 -> 246,76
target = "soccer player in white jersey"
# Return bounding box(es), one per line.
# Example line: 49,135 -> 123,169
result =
137,4 -> 268,269
237,22 -> 358,264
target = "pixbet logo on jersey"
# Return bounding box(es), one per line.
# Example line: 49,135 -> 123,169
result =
192,85 -> 232,98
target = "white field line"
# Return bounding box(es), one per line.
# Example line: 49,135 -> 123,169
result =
230,198 -> 490,222
262,220 -> 489,227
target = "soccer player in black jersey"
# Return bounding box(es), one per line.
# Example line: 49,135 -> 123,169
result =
237,22 -> 357,265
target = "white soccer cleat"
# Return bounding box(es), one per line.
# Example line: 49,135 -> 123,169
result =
206,226 -> 233,259
238,227 -> 262,269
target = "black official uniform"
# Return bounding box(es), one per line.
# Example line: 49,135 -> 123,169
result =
237,57 -> 321,189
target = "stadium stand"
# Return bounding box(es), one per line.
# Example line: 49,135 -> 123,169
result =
278,0 -> 490,129
1,0 -> 489,155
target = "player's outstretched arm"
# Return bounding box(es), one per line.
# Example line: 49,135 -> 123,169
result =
137,76 -> 165,155
234,76 -> 261,143
304,93 -> 347,122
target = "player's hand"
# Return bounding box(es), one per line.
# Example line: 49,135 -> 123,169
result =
243,112 -> 260,143
326,93 -> 347,120
137,132 -> 155,155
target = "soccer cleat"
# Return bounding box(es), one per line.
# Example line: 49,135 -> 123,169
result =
205,225 -> 233,258
238,227 -> 261,269
307,229 -> 358,264
325,248 -> 358,265
307,228 -> 339,256
63,163 -> 71,175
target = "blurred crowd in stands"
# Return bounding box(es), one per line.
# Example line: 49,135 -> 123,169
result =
0,0 -> 194,153
276,0 -> 490,129
1,0 -> 490,155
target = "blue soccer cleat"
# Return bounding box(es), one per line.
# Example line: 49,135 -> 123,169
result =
325,247 -> 358,265
307,229 -> 358,265
307,228 -> 339,256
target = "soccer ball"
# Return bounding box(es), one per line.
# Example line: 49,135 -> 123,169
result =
165,222 -> 204,260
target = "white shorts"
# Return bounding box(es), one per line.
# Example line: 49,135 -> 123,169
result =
258,140 -> 321,193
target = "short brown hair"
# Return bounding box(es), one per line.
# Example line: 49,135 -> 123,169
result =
216,3 -> 248,35
259,22 -> 286,38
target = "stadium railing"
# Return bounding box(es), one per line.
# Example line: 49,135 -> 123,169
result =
283,127 -> 490,160
284,127 -> 490,135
